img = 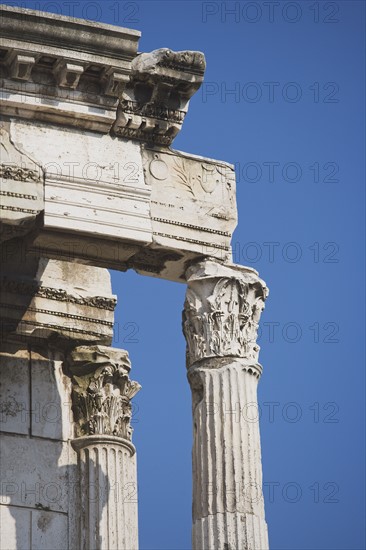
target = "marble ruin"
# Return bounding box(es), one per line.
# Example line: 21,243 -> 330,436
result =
0,5 -> 269,549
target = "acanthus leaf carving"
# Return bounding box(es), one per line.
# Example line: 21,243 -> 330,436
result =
68,346 -> 141,441
183,274 -> 266,367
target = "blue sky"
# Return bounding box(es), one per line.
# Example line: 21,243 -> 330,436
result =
3,1 -> 365,548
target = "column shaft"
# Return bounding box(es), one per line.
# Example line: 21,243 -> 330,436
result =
183,261 -> 269,550
73,436 -> 138,550
191,364 -> 268,550
68,345 -> 141,550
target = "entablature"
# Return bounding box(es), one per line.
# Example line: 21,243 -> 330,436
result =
0,6 -> 236,283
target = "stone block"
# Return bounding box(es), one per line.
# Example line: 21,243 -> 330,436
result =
0,505 -> 68,550
0,434 -> 75,513
30,352 -> 73,441
0,347 -> 30,435
31,509 -> 68,550
0,505 -> 31,550
0,257 -> 116,344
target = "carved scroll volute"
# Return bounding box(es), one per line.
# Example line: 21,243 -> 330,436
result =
182,262 -> 268,368
67,345 -> 141,442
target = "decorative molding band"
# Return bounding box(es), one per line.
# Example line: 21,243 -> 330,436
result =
0,163 -> 42,183
153,231 -> 230,251
120,99 -> 185,123
151,217 -> 231,237
0,190 -> 38,200
0,303 -> 114,327
1,278 -> 117,311
0,316 -> 110,339
113,48 -> 206,145
71,434 -> 136,456
114,127 -> 173,146
0,205 -> 39,214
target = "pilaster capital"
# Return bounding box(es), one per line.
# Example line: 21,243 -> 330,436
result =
67,345 -> 141,443
183,260 -> 269,368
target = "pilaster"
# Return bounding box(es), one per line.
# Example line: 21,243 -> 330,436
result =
67,345 -> 141,550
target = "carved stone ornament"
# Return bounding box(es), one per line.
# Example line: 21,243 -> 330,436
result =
0,5 -> 141,132
68,346 -> 141,441
0,278 -> 117,311
183,262 -> 268,367
113,48 -> 206,145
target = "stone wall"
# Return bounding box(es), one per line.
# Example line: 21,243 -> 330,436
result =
0,343 -> 77,549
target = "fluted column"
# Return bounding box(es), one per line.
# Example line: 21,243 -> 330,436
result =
67,346 -> 141,550
183,260 -> 269,550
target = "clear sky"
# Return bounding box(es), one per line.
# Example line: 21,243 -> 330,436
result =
3,1 -> 365,549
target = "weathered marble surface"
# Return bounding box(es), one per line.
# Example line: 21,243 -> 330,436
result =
0,506 -> 68,550
67,345 -> 140,550
68,345 -> 141,441
0,121 -> 43,243
144,147 -> 236,259
0,5 -> 235,282
1,118 -> 236,281
114,48 -> 206,146
0,6 -> 270,550
0,255 -> 116,343
0,323 -> 141,550
183,261 -> 269,550
0,345 -> 78,550
0,4 -> 140,132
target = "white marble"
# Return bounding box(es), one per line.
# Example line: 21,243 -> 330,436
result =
0,256 -> 116,344
0,346 -> 30,435
0,505 -> 69,550
0,4 -> 140,132
0,7 -> 271,550
183,261 -> 269,550
9,119 -> 151,246
68,346 -> 140,550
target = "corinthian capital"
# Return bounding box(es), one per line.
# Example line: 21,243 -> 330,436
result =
67,346 -> 141,441
183,261 -> 269,368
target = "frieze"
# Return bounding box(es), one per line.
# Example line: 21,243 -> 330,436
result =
0,124 -> 44,243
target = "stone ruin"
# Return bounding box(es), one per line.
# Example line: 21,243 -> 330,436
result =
0,6 -> 269,549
